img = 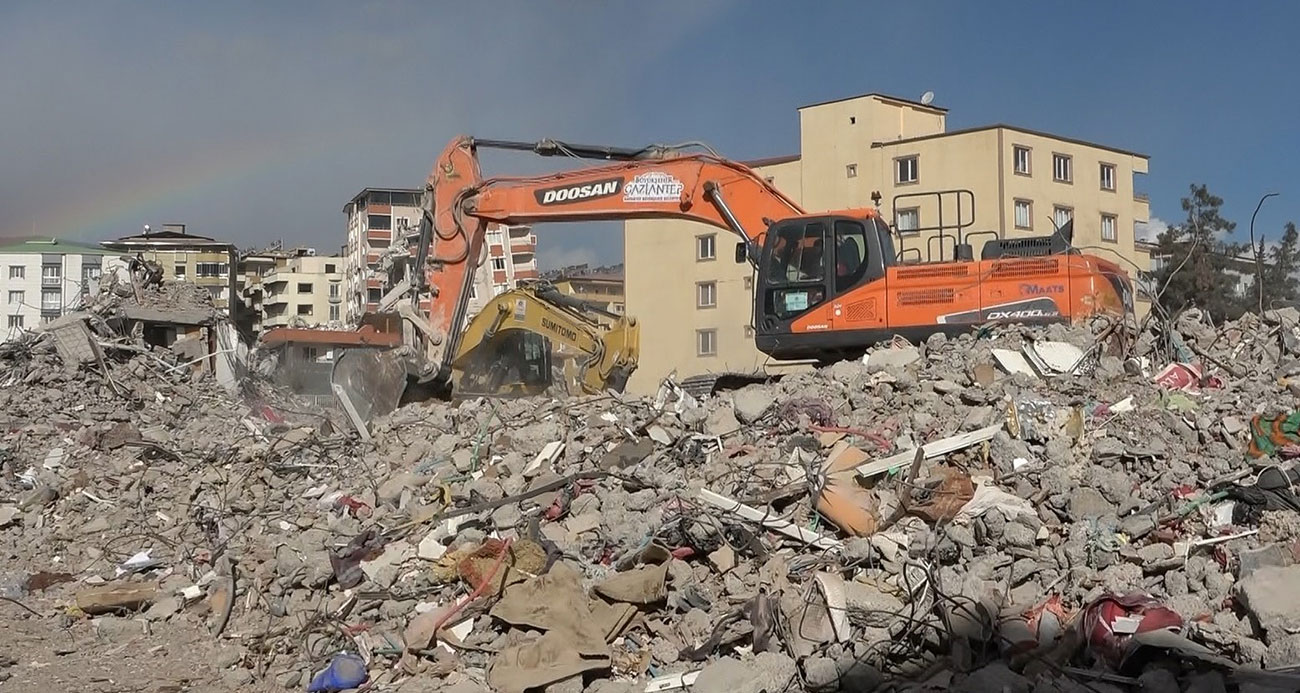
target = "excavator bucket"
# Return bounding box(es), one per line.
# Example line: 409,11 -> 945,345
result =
330,348 -> 408,438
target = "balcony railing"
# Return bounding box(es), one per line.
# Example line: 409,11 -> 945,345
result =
41,276 -> 61,287
1134,192 -> 1150,203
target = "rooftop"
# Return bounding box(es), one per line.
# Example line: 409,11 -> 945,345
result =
542,263 -> 625,282
872,123 -> 1148,159
104,226 -> 234,250
799,92 -> 949,114
344,187 -> 422,212
743,154 -> 801,168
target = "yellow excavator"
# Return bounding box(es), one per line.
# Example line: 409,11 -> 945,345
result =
329,281 -> 638,434
452,282 -> 639,397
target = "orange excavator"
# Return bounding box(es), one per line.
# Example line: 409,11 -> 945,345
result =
339,136 -> 1132,415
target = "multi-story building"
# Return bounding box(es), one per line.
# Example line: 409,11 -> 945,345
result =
256,253 -> 345,330
102,223 -> 238,316
237,244 -> 345,334
1,237 -> 126,341
341,187 -> 538,325
545,264 -> 626,318
342,188 -> 423,324
471,224 -> 540,315
625,92 -> 1150,394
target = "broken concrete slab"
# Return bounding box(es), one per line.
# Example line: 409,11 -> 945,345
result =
1235,565 -> 1300,642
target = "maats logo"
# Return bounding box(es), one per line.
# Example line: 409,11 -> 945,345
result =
622,172 -> 684,203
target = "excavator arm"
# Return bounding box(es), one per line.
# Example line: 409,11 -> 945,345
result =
410,136 -> 807,387
450,283 -> 639,396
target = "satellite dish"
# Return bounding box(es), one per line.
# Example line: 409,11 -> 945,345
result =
920,91 -> 935,105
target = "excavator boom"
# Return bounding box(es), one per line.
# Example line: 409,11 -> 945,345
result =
414,136 -> 808,386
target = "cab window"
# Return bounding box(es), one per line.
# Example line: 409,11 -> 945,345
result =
767,221 -> 827,283
834,220 -> 869,292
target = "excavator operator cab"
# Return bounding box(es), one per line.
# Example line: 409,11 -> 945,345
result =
751,214 -> 894,355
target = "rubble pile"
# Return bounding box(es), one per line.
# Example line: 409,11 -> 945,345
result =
4,304 -> 1300,692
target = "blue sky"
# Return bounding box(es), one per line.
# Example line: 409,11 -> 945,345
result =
1,1 -> 1296,268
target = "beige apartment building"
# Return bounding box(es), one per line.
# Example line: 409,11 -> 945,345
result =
257,253 -> 345,330
102,223 -> 238,316
625,93 -> 1150,394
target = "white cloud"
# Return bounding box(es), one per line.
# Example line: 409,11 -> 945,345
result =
1135,216 -> 1170,242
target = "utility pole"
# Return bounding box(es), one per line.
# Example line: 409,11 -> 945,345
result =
1251,192 -> 1279,314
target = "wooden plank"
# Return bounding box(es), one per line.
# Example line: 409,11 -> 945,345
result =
76,584 -> 158,615
854,422 -> 1003,480
697,488 -> 840,550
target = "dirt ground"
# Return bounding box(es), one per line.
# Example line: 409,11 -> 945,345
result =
0,595 -> 284,693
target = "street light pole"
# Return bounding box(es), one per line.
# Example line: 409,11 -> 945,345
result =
1251,192 -> 1279,314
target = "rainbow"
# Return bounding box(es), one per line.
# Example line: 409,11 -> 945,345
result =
43,133 -> 324,243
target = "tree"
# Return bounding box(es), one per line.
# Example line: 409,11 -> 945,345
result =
1152,184 -> 1248,320
1251,221 -> 1300,310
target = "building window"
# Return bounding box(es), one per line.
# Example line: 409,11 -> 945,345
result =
1053,206 -> 1074,231
7,291 -> 22,305
846,164 -> 858,179
329,282 -> 340,298
195,262 -> 226,278
8,266 -> 24,280
303,347 -> 319,360
367,214 -> 392,230
82,266 -> 101,283
297,282 -> 312,294
696,329 -> 717,357
41,265 -> 60,286
367,288 -> 382,303
1014,200 -> 1033,230
174,264 -> 187,278
7,315 -> 22,329
329,305 -> 340,321
297,304 -> 313,315
41,289 -> 60,311
395,216 -> 410,231
1013,146 -> 1031,176
490,258 -> 506,271
1052,154 -> 1072,183
696,281 -> 717,309
325,263 -> 337,274
696,234 -> 716,261
1101,214 -> 1117,243
1100,163 -> 1116,191
895,156 -> 919,184
896,208 -> 920,233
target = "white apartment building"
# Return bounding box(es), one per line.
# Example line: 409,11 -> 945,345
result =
1,237 -> 127,341
259,254 -> 345,329
341,187 -> 539,325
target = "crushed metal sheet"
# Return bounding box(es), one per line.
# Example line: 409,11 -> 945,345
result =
854,422 -> 1003,480
697,488 -> 841,550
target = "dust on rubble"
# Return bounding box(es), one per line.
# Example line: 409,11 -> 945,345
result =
5,286 -> 1300,691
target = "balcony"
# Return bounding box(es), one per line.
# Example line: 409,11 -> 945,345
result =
1134,192 -> 1149,203
41,275 -> 61,287
509,233 -> 537,250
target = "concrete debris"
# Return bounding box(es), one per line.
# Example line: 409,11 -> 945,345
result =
8,291 -> 1300,690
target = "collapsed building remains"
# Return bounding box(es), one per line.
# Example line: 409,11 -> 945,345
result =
3,275 -> 1300,692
